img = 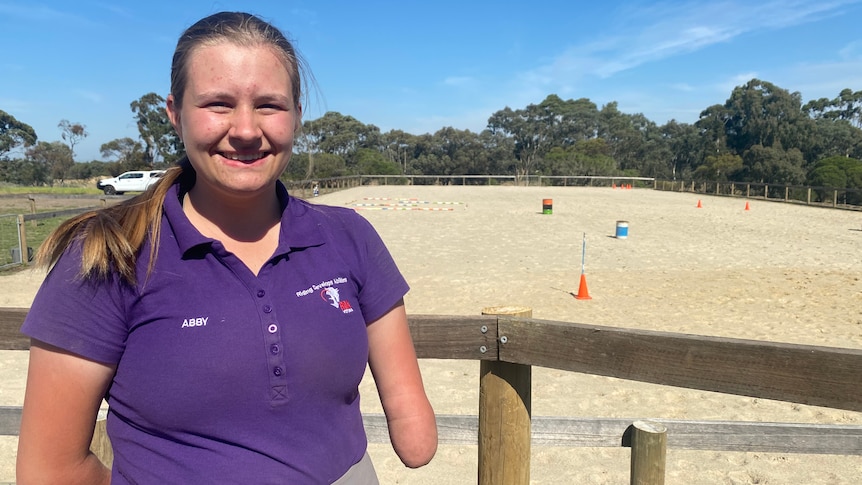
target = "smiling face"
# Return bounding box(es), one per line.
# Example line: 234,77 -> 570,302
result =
166,42 -> 301,203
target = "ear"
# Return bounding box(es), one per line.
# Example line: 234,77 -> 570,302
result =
294,101 -> 303,132
166,94 -> 182,140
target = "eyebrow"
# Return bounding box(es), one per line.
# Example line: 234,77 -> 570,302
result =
193,91 -> 294,105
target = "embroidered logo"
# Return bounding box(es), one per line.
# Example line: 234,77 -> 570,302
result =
320,286 -> 354,314
295,276 -> 354,315
181,316 -> 209,328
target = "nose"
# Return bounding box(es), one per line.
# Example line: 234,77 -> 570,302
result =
229,106 -> 262,141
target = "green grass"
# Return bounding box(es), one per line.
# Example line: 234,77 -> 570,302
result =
0,186 -> 103,195
0,214 -> 70,269
0,215 -> 19,266
0,186 -> 101,269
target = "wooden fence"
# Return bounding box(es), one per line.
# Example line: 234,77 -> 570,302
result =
1,194 -> 109,269
5,176 -> 861,269
655,179 -> 862,211
282,174 -> 653,192
1,306 -> 860,484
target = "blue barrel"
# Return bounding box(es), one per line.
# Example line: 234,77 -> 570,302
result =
616,221 -> 629,239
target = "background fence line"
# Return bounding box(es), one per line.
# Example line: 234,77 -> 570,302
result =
3,175 -> 860,270
282,175 -> 862,211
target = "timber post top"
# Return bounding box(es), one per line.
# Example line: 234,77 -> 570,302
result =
481,306 -> 532,317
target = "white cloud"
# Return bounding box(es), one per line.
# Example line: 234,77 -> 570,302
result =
784,59 -> 862,100
0,99 -> 31,124
716,72 -> 760,93
443,76 -> 476,87
670,83 -> 696,92
75,90 -> 104,104
839,40 -> 862,60
409,107 -> 491,135
0,2 -> 98,26
94,2 -> 133,18
519,0 -> 861,85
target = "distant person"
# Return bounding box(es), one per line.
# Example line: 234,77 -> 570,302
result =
17,11 -> 436,484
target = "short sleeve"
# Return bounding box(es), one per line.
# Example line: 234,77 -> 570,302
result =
21,244 -> 131,364
346,213 -> 409,323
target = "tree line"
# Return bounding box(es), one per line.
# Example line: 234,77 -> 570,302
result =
1,78 -> 861,193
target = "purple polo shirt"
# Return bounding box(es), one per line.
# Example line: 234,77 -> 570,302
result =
22,179 -> 409,484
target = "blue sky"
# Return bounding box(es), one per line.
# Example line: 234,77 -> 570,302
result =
2,0 -> 861,162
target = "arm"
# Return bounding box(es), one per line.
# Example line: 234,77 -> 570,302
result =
367,300 -> 437,468
17,340 -> 116,485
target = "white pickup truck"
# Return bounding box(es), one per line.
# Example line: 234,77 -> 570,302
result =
96,170 -> 166,195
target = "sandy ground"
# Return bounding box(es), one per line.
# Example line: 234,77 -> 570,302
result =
2,185 -> 861,483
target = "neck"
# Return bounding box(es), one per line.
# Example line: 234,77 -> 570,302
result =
183,184 -> 282,243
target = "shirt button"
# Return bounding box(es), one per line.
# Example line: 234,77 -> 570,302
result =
273,367 -> 283,376
263,304 -> 273,313
270,344 -> 280,354
268,324 -> 278,334
257,290 -> 266,298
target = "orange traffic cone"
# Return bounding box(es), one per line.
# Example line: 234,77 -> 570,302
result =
575,273 -> 592,300
697,199 -> 703,208
744,201 -> 751,211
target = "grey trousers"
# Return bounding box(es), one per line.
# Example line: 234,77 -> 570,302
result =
331,452 -> 379,485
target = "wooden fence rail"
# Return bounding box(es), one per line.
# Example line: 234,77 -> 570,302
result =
654,179 -> 862,211
2,307 -> 861,482
3,409 -> 860,455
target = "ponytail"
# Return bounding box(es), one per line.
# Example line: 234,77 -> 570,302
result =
36,158 -> 190,284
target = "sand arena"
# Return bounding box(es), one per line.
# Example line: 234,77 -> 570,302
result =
2,185 -> 860,483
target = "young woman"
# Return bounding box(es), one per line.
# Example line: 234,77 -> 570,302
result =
17,12 -> 436,484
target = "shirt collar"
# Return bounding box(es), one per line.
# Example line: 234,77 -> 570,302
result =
274,181 -> 327,251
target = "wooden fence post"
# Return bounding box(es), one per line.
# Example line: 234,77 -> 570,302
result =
630,420 -> 667,485
478,306 -> 532,485
16,215 -> 29,266
27,196 -> 37,229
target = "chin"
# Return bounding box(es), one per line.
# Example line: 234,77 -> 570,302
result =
229,181 -> 278,194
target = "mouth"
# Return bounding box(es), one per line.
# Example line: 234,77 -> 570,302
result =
221,152 -> 268,162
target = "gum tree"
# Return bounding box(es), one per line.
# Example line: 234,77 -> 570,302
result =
0,109 -> 37,158
58,119 -> 88,161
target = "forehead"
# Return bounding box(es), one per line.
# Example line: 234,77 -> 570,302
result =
185,42 -> 294,89
189,41 -> 290,69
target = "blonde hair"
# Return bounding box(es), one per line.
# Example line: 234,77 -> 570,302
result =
37,12 -> 307,283
36,163 -> 186,282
